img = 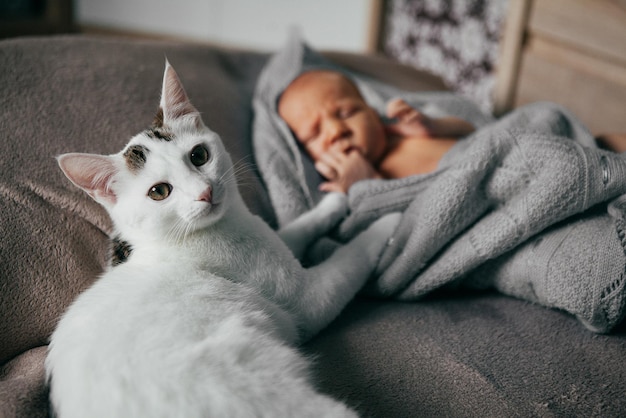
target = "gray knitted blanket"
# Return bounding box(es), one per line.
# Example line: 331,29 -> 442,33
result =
252,38 -> 626,333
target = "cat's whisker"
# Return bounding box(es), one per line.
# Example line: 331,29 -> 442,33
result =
219,174 -> 239,189
233,159 -> 255,173
221,165 -> 255,190
219,156 -> 254,184
172,225 -> 185,244
166,218 -> 189,244
165,219 -> 180,240
165,224 -> 179,244
180,221 -> 193,243
234,181 -> 257,192
233,164 -> 256,180
231,154 -> 255,170
183,220 -> 195,242
222,176 -> 240,188
218,159 -> 239,182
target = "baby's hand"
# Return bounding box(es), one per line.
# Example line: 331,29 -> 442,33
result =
385,98 -> 475,138
384,98 -> 433,137
315,145 -> 380,193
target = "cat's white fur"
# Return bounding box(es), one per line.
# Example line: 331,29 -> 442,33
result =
46,62 -> 400,418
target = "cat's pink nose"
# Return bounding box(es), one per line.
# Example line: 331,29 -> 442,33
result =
198,186 -> 212,203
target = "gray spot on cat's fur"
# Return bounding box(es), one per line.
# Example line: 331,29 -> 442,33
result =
111,236 -> 132,266
124,145 -> 149,172
145,127 -> 174,142
145,107 -> 175,141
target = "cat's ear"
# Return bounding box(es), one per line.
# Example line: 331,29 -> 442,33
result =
57,153 -> 118,206
154,60 -> 204,129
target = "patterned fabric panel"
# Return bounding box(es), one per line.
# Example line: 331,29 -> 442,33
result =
382,0 -> 509,112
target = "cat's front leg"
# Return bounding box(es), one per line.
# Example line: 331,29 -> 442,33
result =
294,212 -> 402,342
278,192 -> 349,259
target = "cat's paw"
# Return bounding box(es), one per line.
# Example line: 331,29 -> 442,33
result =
372,212 -> 402,241
316,192 -> 349,227
359,212 -> 402,259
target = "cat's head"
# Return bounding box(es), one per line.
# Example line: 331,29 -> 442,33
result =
58,62 -> 239,244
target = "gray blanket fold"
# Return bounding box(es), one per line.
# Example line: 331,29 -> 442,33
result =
253,38 -> 626,332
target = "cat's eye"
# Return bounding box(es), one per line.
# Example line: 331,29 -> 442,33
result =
148,183 -> 172,201
190,145 -> 210,167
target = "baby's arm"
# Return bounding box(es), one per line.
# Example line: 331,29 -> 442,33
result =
385,98 -> 474,138
315,145 -> 381,193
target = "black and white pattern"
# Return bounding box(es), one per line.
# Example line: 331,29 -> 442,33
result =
382,0 -> 509,112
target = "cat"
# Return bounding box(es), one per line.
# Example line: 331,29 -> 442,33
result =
45,61 -> 401,418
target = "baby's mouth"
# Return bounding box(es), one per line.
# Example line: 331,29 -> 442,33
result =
345,145 -> 365,156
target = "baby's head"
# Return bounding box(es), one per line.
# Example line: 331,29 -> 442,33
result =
278,70 -> 387,165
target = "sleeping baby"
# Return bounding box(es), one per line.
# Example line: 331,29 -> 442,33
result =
278,69 -> 474,193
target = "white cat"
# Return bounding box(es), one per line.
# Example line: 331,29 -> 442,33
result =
45,62 -> 400,418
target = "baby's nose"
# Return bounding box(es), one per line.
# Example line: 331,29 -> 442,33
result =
325,119 -> 349,143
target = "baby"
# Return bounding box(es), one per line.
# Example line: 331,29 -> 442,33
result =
278,70 -> 475,193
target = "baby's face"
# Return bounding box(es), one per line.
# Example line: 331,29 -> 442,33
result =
278,71 -> 387,165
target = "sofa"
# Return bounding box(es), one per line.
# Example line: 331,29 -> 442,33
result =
1,35 -> 625,418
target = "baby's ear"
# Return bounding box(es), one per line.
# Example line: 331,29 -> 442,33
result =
154,60 -> 204,129
57,153 -> 118,207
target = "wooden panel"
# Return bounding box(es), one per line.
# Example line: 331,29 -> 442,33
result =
515,36 -> 626,134
367,0 -> 385,54
528,36 -> 626,87
529,0 -> 626,66
492,0 -> 532,116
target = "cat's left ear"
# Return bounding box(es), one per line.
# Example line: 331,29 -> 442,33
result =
57,153 -> 118,207
154,60 -> 204,129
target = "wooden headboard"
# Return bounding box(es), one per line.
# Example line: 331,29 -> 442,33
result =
493,0 -> 626,134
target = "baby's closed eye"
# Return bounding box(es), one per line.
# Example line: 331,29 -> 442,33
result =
338,106 -> 359,119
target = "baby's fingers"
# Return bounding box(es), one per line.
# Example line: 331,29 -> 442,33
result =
319,181 -> 346,193
386,98 -> 414,119
385,98 -> 432,136
386,98 -> 427,124
315,161 -> 337,180
319,149 -> 348,167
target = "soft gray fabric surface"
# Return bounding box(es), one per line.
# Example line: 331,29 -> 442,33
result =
2,35 -> 626,418
252,38 -> 626,333
307,294 -> 626,417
